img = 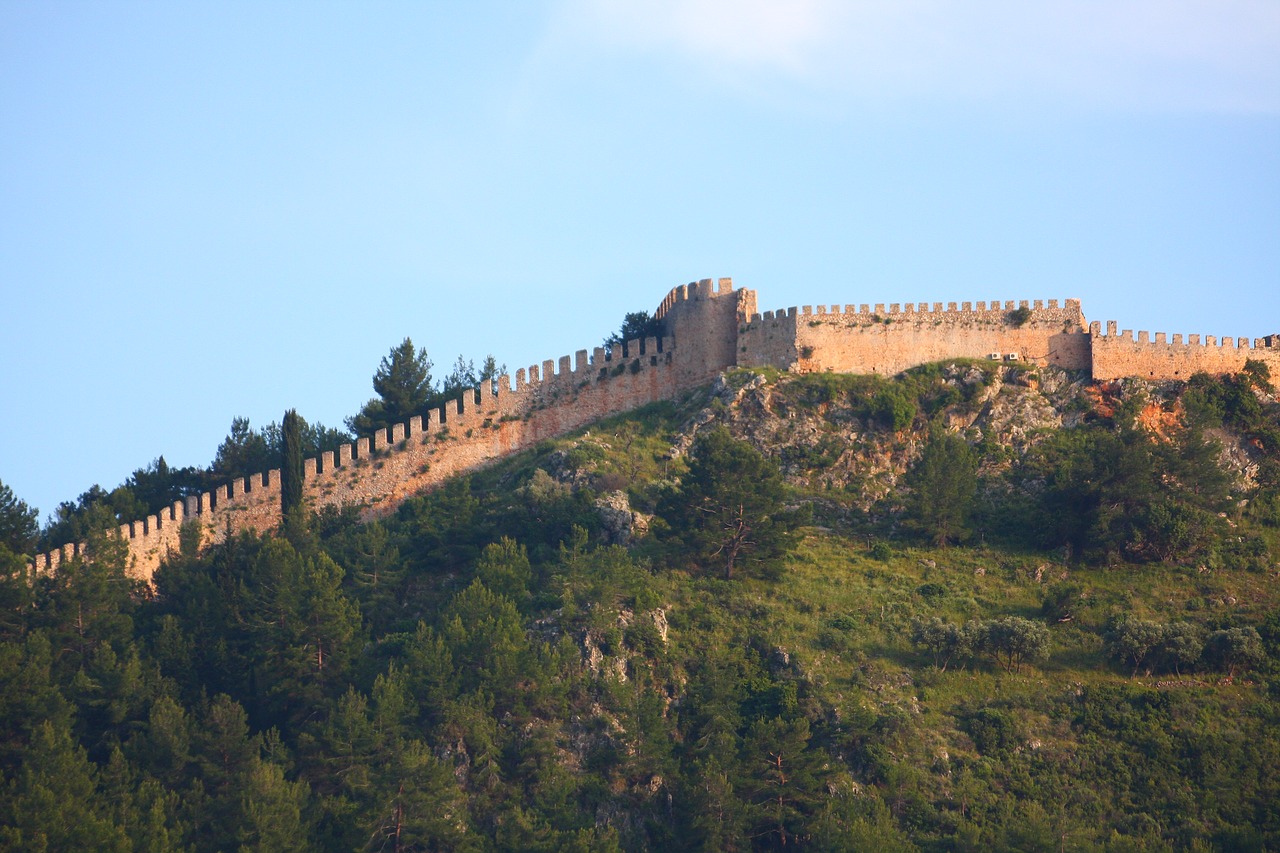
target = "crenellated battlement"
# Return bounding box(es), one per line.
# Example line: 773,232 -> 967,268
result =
748,298 -> 1079,324
31,313 -> 688,581
654,276 -> 738,322
32,276 -> 1274,582
740,293 -> 1090,375
1089,320 -> 1275,351
1089,320 -> 1280,380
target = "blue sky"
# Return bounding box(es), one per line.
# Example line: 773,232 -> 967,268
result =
2,1 -> 1278,523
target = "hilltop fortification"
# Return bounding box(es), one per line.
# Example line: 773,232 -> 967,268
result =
34,277 -> 1279,580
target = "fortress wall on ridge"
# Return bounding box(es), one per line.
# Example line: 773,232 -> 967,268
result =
655,278 -> 755,385
740,298 -> 1089,375
32,325 -> 686,582
31,276 -> 1273,584
1089,322 -> 1280,380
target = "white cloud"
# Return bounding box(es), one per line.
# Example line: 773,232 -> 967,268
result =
563,0 -> 838,73
555,0 -> 1280,111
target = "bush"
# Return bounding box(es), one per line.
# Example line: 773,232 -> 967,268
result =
872,386 -> 917,432
828,614 -> 859,632
869,541 -> 893,561
910,617 -> 977,671
1041,583 -> 1082,623
1156,622 -> 1203,676
1007,306 -> 1032,327
916,582 -> 947,600
1247,491 -> 1280,528
1106,616 -> 1167,677
965,707 -> 1018,754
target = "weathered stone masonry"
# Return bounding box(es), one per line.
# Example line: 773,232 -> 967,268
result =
33,277 -> 1279,581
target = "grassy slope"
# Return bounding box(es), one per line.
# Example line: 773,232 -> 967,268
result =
457,365 -> 1280,847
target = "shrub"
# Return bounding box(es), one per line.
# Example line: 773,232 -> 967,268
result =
869,541 -> 893,561
1041,583 -> 1082,623
872,386 -> 917,431
1156,622 -> 1203,676
916,582 -> 947,600
964,707 -> 1018,754
1106,616 -> 1167,677
910,617 -> 975,671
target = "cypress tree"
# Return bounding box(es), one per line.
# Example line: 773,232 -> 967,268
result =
281,409 -> 305,534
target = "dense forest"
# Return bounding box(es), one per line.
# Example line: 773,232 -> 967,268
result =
3,327 -> 1280,850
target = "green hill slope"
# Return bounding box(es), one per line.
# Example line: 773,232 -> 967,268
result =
3,362 -> 1279,851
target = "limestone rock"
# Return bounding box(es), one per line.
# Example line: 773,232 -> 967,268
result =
595,490 -> 641,545
649,607 -> 669,644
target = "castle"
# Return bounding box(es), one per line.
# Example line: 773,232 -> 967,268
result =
32,278 -> 1280,581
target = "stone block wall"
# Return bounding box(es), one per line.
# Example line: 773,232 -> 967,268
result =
655,277 -> 755,386
740,298 -> 1090,375
33,327 -> 688,582
1089,322 -> 1280,380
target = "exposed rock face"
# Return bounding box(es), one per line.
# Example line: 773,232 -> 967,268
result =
595,490 -> 647,545
671,371 -> 767,458
508,362 -> 1264,553
545,446 -> 598,488
971,381 -> 1064,452
581,630 -> 628,682
649,608 -> 669,644
1211,427 -> 1263,491
690,365 -> 1260,514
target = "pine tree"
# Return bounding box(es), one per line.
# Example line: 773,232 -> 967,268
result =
348,338 -> 435,435
248,540 -> 362,725
474,536 -> 532,606
0,478 -> 39,556
237,760 -> 312,852
0,719 -> 130,850
904,428 -> 978,546
659,426 -> 808,579
740,716 -> 827,847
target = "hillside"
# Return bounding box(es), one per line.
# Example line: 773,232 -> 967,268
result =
3,361 -> 1280,851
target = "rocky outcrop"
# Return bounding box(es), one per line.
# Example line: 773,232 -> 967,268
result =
594,490 -> 648,545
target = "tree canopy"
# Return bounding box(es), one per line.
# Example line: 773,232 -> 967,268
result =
604,311 -> 664,356
348,338 -> 434,436
659,426 -> 808,579
281,409 -> 305,538
904,428 -> 978,546
0,479 -> 39,556
348,339 -> 505,436
10,350 -> 1280,851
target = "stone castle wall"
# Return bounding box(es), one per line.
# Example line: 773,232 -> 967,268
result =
740,298 -> 1090,375
655,277 -> 754,385
32,276 -> 1275,581
32,315 -> 701,581
1089,322 -> 1280,381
